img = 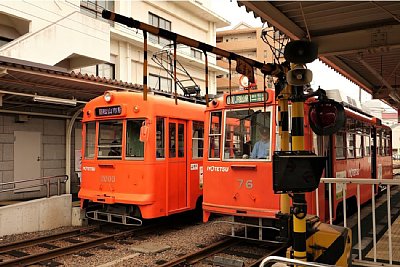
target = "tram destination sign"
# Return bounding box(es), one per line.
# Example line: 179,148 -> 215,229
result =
226,92 -> 268,105
95,106 -> 122,116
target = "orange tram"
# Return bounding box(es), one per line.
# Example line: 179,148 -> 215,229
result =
79,90 -> 205,225
202,88 -> 392,240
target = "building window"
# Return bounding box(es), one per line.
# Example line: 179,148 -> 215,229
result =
76,63 -> 115,79
0,36 -> 13,47
80,1 -> 115,23
191,48 -> 202,60
149,74 -> 172,92
148,12 -> 171,46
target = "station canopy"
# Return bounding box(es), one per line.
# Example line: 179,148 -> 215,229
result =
0,56 -> 142,117
238,1 -> 400,110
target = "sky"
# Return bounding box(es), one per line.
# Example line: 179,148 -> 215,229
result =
210,0 -> 385,107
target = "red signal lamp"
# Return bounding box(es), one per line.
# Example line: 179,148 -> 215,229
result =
309,99 -> 345,135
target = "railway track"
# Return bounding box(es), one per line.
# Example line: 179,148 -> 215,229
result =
159,237 -> 288,267
0,224 -> 159,266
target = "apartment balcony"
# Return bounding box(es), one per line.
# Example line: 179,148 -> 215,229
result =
217,39 -> 258,52
0,12 -> 110,70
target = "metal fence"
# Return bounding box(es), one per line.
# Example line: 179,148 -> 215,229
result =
317,177 -> 400,266
0,175 -> 68,198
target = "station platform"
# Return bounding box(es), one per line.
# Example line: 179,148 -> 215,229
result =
365,215 -> 400,265
0,194 -> 85,237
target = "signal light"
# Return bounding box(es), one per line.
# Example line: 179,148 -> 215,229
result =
273,151 -> 326,193
309,99 -> 345,135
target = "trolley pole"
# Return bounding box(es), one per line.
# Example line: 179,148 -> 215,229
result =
291,84 -> 307,262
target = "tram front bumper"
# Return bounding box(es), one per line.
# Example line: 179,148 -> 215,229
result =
79,189 -> 154,205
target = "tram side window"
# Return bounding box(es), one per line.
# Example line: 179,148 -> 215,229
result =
98,120 -> 122,159
335,130 -> 346,159
385,130 -> 392,156
84,122 -> 96,159
208,111 -> 222,159
126,119 -> 145,158
178,123 -> 185,158
156,118 -> 165,158
363,125 -> 371,157
364,135 -> 371,156
346,119 -> 355,159
169,123 -> 176,158
355,122 -> 363,158
347,133 -> 355,158
377,130 -> 382,156
192,121 -> 204,159
355,134 -> 362,158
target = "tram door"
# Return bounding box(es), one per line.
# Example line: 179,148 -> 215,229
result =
167,119 -> 187,212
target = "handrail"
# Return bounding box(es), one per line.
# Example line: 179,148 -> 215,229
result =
260,256 -> 334,267
0,175 -> 68,198
321,177 -> 400,185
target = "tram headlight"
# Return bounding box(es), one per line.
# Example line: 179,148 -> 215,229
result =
104,91 -> 113,103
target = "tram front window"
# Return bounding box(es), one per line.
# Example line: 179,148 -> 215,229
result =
126,119 -> 145,159
223,108 -> 271,160
98,120 -> 123,159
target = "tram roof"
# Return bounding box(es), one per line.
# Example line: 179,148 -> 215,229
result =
237,1 -> 400,110
0,56 -> 203,118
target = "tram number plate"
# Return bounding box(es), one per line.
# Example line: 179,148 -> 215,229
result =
237,179 -> 253,189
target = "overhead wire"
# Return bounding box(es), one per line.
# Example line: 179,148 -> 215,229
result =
299,2 -> 311,41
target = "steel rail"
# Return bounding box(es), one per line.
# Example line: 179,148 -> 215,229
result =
247,244 -> 289,267
0,225 -> 98,253
0,224 -> 157,267
159,238 -> 241,267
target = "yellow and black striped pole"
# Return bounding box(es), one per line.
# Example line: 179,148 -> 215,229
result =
291,82 -> 307,263
278,83 -> 291,214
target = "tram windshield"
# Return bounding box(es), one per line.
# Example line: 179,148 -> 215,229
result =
95,119 -> 145,160
98,120 -> 123,159
223,107 -> 272,160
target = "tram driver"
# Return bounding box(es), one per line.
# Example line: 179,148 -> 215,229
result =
250,127 -> 270,159
109,140 -> 121,156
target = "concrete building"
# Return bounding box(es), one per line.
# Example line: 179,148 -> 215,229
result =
216,22 -> 281,94
0,0 -> 228,201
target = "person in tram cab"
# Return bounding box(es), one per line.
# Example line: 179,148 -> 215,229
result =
250,127 -> 270,159
108,140 -> 121,156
